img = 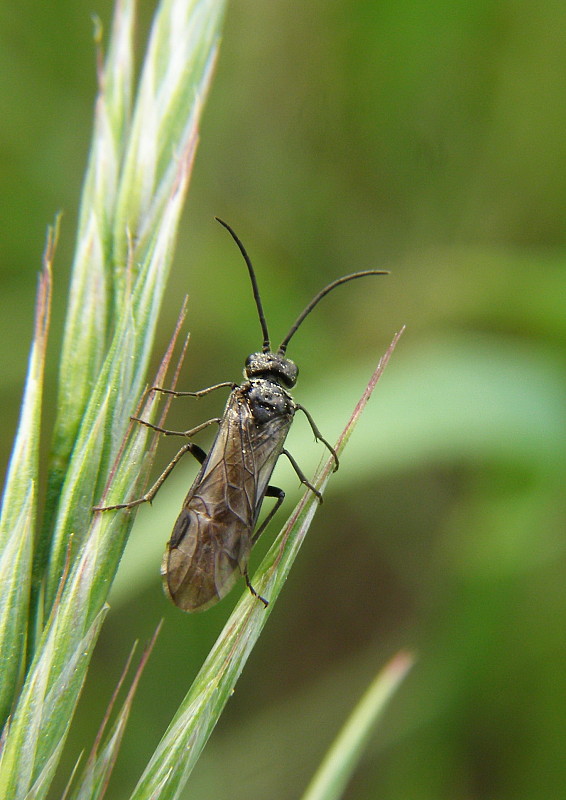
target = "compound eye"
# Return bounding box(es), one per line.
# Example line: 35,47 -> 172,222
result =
244,351 -> 272,378
280,359 -> 298,388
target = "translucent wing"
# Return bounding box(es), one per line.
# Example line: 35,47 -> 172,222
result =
162,387 -> 293,612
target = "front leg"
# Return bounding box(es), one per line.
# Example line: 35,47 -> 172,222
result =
295,403 -> 339,471
146,381 -> 237,400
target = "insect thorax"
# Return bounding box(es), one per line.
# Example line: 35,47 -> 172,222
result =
244,379 -> 296,425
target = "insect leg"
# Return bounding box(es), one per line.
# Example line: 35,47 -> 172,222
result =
281,449 -> 323,502
145,381 -> 237,400
243,569 -> 269,608
295,403 -> 339,471
94,440 -> 207,511
252,485 -> 286,544
245,484 -> 287,607
129,416 -> 221,438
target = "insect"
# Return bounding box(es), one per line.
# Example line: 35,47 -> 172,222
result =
98,219 -> 387,612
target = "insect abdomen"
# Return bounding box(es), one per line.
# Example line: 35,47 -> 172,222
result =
163,504 -> 253,612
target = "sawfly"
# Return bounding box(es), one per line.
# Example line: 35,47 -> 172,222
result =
97,219 -> 387,612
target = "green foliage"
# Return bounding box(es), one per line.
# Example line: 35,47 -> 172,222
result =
0,246 -> 52,732
2,1 -> 566,799
0,0 -> 228,796
0,2 -> 409,799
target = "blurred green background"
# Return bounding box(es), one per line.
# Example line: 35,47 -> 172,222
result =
2,1 -> 566,798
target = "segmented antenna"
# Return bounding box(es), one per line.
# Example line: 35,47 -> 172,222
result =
215,218 -> 271,352
278,270 -> 389,354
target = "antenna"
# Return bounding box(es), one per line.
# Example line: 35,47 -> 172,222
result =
278,270 -> 389,354
215,218 -> 271,352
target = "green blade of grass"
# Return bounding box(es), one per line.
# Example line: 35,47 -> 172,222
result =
38,0 -> 226,621
41,0 -> 136,549
0,604 -> 108,800
112,0 -> 226,288
0,235 -> 53,729
43,196 -> 191,613
301,652 -> 415,800
128,329 -> 404,800
0,0 -> 227,795
0,325 -> 177,800
67,625 -> 162,800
